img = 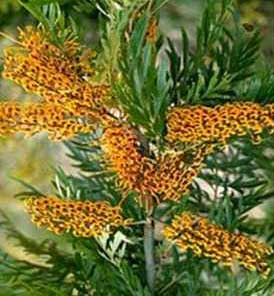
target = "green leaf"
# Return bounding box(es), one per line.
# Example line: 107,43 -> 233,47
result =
9,176 -> 45,198
19,0 -> 49,27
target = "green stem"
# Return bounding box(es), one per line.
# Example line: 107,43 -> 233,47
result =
144,217 -> 155,294
118,267 -> 137,296
158,271 -> 185,295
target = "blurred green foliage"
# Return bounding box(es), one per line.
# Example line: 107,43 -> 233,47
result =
0,0 -> 24,27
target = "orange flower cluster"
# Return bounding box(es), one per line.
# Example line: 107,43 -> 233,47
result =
167,103 -> 274,146
101,125 -> 212,203
101,125 -> 147,191
142,144 -> 214,202
25,196 -> 129,237
1,26 -> 111,140
0,102 -> 93,140
3,27 -> 110,113
163,212 -> 273,276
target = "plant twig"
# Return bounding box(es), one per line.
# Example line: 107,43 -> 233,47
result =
144,217 -> 155,294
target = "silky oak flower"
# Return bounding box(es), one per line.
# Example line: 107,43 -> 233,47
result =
163,212 -> 273,276
25,196 -> 130,238
167,102 -> 274,146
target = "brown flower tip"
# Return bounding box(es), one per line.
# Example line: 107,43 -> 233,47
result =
167,103 -> 274,146
25,196 -> 130,237
146,17 -> 158,43
163,212 -> 273,276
